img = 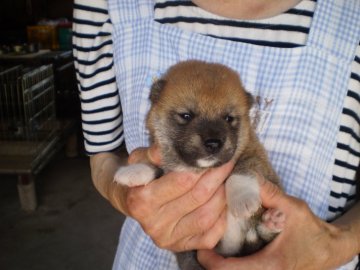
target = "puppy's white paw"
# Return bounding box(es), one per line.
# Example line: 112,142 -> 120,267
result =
228,193 -> 261,218
226,174 -> 261,218
260,208 -> 285,233
113,163 -> 156,187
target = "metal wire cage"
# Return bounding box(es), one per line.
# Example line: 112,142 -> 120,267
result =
0,65 -> 57,154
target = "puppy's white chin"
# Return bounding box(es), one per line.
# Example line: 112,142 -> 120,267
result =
197,157 -> 218,168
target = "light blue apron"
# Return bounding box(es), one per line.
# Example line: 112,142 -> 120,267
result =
108,0 -> 360,269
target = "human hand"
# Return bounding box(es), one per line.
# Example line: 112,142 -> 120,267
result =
198,174 -> 358,270
123,145 -> 234,252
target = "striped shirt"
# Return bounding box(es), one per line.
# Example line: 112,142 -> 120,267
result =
73,0 -> 359,222
73,1 -> 124,154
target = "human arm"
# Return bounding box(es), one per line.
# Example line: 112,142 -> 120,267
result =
198,175 -> 360,270
90,151 -> 130,214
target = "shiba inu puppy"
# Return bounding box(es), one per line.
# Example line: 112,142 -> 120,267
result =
114,60 -> 284,269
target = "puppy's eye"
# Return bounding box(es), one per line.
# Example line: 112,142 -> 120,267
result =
225,115 -> 234,123
179,113 -> 193,121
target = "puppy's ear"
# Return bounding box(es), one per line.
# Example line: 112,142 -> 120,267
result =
149,79 -> 166,104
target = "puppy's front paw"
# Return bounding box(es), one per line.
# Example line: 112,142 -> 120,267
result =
260,208 -> 285,233
228,193 -> 261,218
113,163 -> 157,187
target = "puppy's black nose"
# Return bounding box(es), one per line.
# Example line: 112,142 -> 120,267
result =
204,139 -> 223,154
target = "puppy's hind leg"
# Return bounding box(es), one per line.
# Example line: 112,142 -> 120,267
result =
216,212 -> 246,257
226,174 -> 262,218
216,174 -> 262,256
257,208 -> 285,242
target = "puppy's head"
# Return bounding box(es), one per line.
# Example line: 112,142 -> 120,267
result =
147,60 -> 253,171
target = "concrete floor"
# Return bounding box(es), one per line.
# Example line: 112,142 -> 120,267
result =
0,150 -> 127,270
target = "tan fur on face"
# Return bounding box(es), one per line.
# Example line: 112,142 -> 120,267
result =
147,60 -> 255,171
151,61 -> 251,120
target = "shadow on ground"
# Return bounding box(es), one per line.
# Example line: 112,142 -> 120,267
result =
0,151 -> 126,270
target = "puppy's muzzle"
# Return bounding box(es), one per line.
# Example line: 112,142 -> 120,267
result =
204,138 -> 223,154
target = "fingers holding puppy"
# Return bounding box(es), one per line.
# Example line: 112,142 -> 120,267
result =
123,146 -> 233,252
171,185 -> 228,251
131,186 -> 227,252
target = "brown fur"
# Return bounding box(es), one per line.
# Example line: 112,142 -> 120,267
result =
145,60 -> 282,269
147,60 -> 277,180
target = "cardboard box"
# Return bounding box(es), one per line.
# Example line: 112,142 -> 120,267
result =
27,25 -> 59,50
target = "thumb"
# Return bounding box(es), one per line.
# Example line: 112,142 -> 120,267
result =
256,173 -> 287,209
128,144 -> 162,166
197,249 -> 263,270
147,144 -> 162,165
197,249 -> 224,269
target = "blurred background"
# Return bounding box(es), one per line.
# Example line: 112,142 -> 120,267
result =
0,1 -> 126,269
